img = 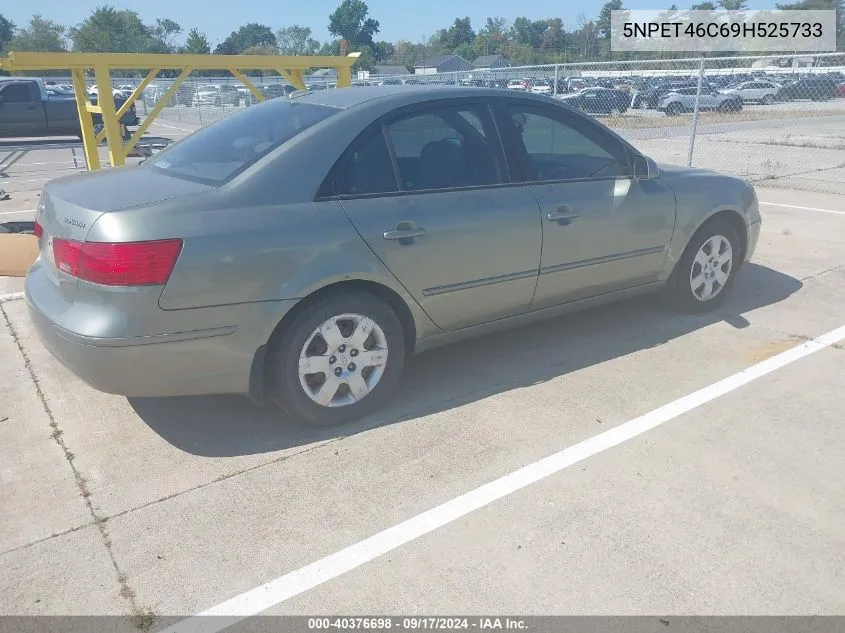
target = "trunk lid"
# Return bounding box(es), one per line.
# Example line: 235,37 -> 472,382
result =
35,167 -> 211,292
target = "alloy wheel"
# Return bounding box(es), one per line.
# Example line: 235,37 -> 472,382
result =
690,234 -> 733,302
297,313 -> 389,407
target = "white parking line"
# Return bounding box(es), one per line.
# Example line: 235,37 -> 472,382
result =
163,323 -> 845,633
760,201 -> 845,216
0,292 -> 24,303
0,210 -> 35,217
150,121 -> 197,133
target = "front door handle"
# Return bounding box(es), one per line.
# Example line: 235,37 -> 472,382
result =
384,222 -> 426,244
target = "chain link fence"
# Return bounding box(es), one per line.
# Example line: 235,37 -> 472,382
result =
40,52 -> 845,193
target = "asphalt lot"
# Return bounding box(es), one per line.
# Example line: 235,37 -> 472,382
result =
1,183 -> 844,630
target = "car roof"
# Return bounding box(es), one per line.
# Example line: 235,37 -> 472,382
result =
295,85 -> 545,110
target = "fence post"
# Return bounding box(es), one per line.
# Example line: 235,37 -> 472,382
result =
553,64 -> 559,97
687,58 -> 706,168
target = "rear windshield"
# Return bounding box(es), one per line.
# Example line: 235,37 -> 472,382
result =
147,100 -> 338,185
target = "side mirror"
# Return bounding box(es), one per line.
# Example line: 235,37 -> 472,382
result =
633,154 -> 657,181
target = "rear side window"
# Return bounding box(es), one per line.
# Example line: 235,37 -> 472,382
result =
147,100 -> 338,185
330,129 -> 398,196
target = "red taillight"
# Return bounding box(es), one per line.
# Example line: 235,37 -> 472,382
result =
34,221 -> 43,238
52,238 -> 182,286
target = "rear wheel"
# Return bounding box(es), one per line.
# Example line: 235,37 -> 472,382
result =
762,93 -> 774,105
268,291 -> 406,425
665,102 -> 682,116
667,220 -> 741,313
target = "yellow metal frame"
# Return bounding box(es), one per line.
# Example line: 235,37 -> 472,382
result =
0,51 -> 361,170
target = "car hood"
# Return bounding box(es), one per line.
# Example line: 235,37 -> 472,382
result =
45,165 -> 213,212
656,162 -> 718,177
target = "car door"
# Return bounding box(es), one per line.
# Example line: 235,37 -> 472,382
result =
0,81 -> 43,135
495,100 -> 676,310
332,100 -> 543,331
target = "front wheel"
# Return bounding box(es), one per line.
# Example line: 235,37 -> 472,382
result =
269,291 -> 406,425
762,93 -> 774,105
668,220 -> 741,313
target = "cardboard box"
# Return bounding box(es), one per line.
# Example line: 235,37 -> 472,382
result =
0,234 -> 39,277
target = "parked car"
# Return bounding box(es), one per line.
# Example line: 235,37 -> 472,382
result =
719,80 -> 781,104
259,83 -> 297,100
557,87 -> 630,115
0,77 -> 139,139
507,78 -> 530,91
775,77 -> 839,102
192,84 -> 241,107
0,221 -> 36,235
143,84 -> 194,108
658,87 -> 743,116
26,86 -> 761,425
632,81 -> 699,109
529,80 -> 552,95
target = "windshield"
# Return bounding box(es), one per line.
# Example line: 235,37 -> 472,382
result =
146,99 -> 338,185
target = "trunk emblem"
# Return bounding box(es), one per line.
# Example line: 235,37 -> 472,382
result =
64,218 -> 87,229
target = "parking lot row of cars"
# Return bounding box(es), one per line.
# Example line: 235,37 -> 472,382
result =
45,68 -> 843,124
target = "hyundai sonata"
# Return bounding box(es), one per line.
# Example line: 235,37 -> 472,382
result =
26,86 -> 761,425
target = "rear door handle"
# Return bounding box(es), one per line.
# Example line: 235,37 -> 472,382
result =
383,223 -> 427,245
546,206 -> 580,222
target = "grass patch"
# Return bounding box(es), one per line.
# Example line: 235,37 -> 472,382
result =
602,107 -> 845,130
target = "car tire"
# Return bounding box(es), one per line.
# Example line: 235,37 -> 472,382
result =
762,93 -> 774,105
668,219 -> 741,314
665,103 -> 682,116
268,291 -> 406,426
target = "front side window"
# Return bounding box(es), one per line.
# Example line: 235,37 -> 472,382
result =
502,104 -> 631,182
147,100 -> 338,184
385,104 -> 506,192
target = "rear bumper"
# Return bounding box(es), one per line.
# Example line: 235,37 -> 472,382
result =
25,263 -> 298,398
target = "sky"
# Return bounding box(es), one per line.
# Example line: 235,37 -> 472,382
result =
4,0 -> 782,47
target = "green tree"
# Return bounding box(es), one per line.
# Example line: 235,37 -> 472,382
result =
718,0 -> 748,7
318,40 -> 341,55
277,25 -> 319,55
151,18 -> 182,51
777,0 -> 844,48
352,45 -> 374,71
691,2 -> 717,9
328,0 -> 380,48
598,0 -> 624,38
540,18 -> 566,52
0,14 -> 15,53
445,17 -> 475,50
373,41 -> 394,62
511,17 -> 546,48
7,15 -> 67,52
242,44 -> 277,55
473,17 -> 510,56
221,23 -> 277,53
390,39 -> 416,66
183,28 -> 210,54
214,40 -> 237,55
71,7 -> 154,53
